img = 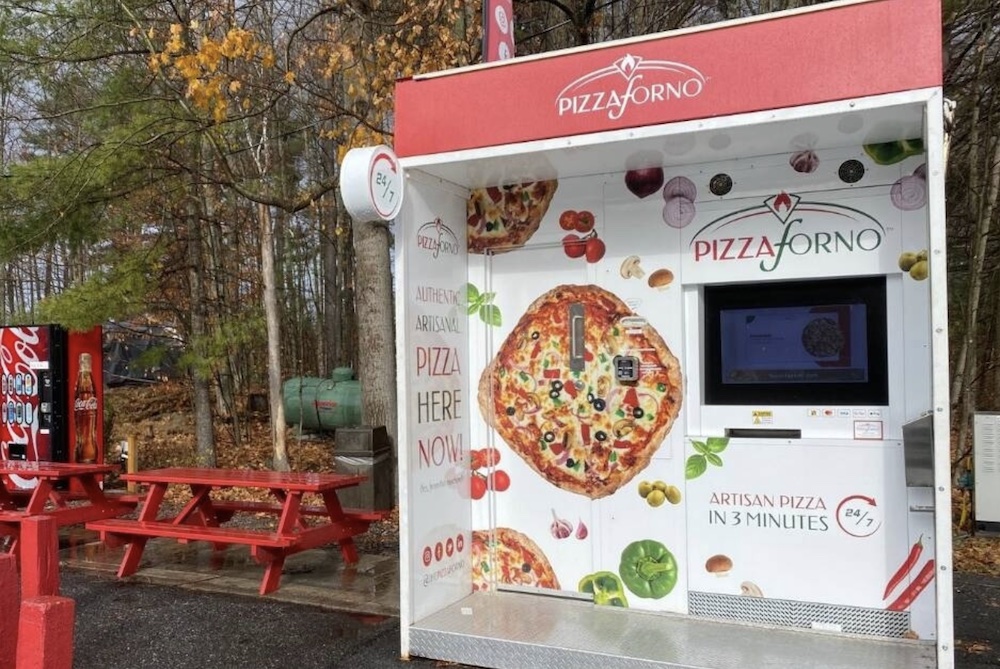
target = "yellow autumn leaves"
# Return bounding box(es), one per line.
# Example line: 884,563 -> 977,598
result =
149,24 -> 279,123
143,0 -> 476,134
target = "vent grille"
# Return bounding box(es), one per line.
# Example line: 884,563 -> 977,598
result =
688,592 -> 911,639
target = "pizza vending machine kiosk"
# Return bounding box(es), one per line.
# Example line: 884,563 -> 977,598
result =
340,0 -> 954,667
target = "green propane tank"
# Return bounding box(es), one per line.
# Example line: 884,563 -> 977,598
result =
282,367 -> 362,431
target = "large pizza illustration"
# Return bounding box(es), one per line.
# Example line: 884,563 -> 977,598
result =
471,528 -> 560,591
478,284 -> 683,499
466,181 -> 558,254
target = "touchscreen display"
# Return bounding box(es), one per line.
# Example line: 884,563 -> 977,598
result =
719,304 -> 869,385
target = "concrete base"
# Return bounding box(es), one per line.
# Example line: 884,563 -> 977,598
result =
57,528 -> 399,617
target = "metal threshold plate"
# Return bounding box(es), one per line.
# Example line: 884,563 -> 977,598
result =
409,591 -> 935,669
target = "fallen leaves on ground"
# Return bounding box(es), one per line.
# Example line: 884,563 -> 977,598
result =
954,534 -> 1000,577
956,639 -> 993,654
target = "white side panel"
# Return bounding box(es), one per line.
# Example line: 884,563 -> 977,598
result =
924,90 -> 954,669
397,171 -> 473,639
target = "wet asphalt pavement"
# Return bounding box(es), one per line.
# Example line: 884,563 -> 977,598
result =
61,568 -> 999,668
62,569 -> 449,669
953,571 -> 1000,667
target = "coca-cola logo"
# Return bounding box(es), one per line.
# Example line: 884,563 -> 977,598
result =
74,397 -> 98,412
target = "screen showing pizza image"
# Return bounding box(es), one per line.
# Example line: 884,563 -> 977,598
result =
478,284 -> 683,499
471,528 -> 561,592
719,304 -> 869,384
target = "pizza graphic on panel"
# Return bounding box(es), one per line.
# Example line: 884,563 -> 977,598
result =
466,181 -> 558,253
478,284 -> 683,499
471,528 -> 561,592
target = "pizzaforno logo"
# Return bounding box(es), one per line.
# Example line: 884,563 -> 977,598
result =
416,219 -> 460,258
556,54 -> 706,120
688,192 -> 886,273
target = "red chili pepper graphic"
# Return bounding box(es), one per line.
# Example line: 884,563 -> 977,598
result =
883,535 -> 923,600
886,559 -> 935,612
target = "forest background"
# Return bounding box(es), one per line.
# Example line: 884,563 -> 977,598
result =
0,0 -> 998,554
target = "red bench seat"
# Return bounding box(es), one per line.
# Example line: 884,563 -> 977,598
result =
87,519 -> 294,548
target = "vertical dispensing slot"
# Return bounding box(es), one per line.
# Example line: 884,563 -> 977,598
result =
569,303 -> 585,373
902,414 -> 934,487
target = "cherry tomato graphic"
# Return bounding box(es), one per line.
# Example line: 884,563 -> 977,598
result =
482,447 -> 501,467
470,449 -> 486,470
471,474 -> 488,500
563,234 -> 587,258
575,210 -> 596,233
559,210 -> 579,231
585,237 -> 606,263
489,470 -> 511,492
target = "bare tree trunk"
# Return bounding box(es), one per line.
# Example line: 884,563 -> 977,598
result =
352,219 -> 398,456
955,137 -> 1000,466
322,199 -> 339,375
201,180 -> 238,435
951,40 -> 989,404
261,202 -> 290,471
187,198 -> 217,467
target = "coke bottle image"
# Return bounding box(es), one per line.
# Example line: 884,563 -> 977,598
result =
74,353 -> 98,463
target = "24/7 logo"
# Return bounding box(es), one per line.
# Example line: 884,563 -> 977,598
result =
556,53 -> 706,121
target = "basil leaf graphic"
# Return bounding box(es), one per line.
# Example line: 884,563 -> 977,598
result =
466,283 -> 481,303
705,437 -> 730,454
685,454 -> 707,480
480,304 -> 502,327
691,440 -> 710,456
705,453 -> 724,468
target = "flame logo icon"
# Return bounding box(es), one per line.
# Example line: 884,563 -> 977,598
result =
764,191 -> 801,223
615,54 -> 641,79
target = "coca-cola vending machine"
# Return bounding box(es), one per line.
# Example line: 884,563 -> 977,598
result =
0,325 -> 104,490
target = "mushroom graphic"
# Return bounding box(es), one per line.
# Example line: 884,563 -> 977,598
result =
620,256 -> 646,279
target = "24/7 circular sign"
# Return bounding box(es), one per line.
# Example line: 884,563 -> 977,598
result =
836,494 -> 883,538
340,145 -> 404,222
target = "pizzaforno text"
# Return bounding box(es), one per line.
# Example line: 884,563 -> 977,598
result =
693,220 -> 883,272
557,75 -> 704,120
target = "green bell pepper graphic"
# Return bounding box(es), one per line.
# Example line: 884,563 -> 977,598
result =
578,571 -> 629,607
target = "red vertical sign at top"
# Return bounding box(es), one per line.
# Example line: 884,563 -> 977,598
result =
483,0 -> 514,62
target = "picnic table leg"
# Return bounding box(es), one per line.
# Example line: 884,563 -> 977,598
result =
259,553 -> 287,595
117,538 -> 148,577
24,480 -> 55,515
136,483 -> 168,522
77,475 -> 125,517
320,491 -> 360,564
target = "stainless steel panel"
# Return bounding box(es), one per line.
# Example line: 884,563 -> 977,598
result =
409,592 -> 935,669
903,414 -> 934,487
688,591 -> 910,638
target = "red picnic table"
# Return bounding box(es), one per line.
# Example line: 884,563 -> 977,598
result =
87,467 -> 384,595
0,461 -> 136,556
